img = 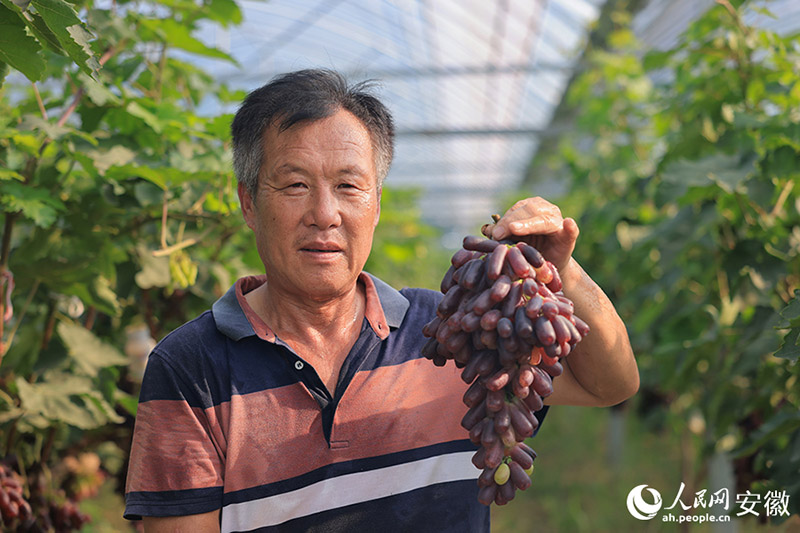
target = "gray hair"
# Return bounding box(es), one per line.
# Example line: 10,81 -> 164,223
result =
231,69 -> 395,196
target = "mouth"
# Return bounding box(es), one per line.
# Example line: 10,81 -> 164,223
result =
300,244 -> 343,254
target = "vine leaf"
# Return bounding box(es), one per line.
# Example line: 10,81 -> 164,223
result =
30,0 -> 99,76
58,321 -> 128,375
0,181 -> 65,228
734,411 -> 800,457
135,245 -> 171,289
775,290 -> 800,361
25,11 -> 64,53
140,17 -> 237,63
16,374 -> 123,429
0,2 -> 45,81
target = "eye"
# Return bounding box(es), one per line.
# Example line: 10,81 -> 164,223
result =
286,182 -> 307,189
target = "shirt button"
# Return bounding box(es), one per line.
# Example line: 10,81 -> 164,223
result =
294,360 -> 304,371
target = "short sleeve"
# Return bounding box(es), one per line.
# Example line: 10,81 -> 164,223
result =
124,352 -> 225,520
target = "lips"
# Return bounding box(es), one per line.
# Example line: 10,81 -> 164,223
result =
300,242 -> 343,253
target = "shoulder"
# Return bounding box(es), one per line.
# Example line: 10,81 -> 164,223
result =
399,287 -> 443,319
140,310 -> 232,407
152,310 -> 228,364
386,287 -> 441,342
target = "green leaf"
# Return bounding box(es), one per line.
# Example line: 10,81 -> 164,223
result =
21,116 -> 70,140
85,145 -> 136,175
141,18 -> 237,63
660,153 -> 754,195
30,0 -> 99,76
135,245 -> 171,289
751,6 -> 777,19
57,321 -> 129,375
25,11 -> 64,53
208,0 -> 242,26
79,71 -> 119,106
16,375 -> 93,427
126,101 -> 163,133
0,60 -> 7,88
775,328 -> 800,361
90,275 -> 122,316
0,181 -> 65,227
106,164 -> 168,189
0,3 -> 45,81
0,169 -> 24,181
734,410 -> 800,457
115,389 -> 137,416
777,290 -> 800,328
83,390 -> 124,424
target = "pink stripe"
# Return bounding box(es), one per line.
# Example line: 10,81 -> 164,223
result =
222,360 -> 467,492
126,400 -> 225,493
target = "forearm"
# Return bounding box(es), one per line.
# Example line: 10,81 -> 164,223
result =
556,257 -> 639,406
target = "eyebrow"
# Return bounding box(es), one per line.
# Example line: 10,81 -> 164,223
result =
272,164 -> 370,178
273,164 -> 309,176
338,165 -> 369,177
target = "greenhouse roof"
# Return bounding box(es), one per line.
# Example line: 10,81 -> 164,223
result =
208,0 -> 607,240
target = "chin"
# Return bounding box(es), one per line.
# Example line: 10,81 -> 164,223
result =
301,271 -> 358,300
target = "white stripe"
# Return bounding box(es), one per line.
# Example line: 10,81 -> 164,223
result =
221,450 -> 478,532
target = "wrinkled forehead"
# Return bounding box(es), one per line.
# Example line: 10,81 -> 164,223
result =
260,110 -> 379,182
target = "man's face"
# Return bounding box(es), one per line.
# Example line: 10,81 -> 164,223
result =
239,109 -> 381,301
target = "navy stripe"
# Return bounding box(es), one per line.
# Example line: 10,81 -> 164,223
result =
124,486 -> 223,519
233,480 -> 489,533
222,439 -> 478,506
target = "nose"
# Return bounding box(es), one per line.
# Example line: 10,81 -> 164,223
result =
303,185 -> 342,229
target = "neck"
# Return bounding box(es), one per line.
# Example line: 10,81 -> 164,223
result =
246,277 -> 365,344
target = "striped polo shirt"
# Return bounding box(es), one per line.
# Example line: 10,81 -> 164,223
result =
125,273 -> 547,532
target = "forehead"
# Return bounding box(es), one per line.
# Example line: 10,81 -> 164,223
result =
262,109 -> 374,166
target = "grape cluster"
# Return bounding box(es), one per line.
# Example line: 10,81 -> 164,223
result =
1,463 -> 32,529
0,460 -> 90,533
46,498 -> 90,533
422,235 -> 589,505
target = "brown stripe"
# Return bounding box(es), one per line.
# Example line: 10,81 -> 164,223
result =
126,400 -> 226,493
222,360 -> 468,492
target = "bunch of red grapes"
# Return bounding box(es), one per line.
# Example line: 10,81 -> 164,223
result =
1,463 -> 32,529
422,234 -> 589,505
0,460 -> 90,532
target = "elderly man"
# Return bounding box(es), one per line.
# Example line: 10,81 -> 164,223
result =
125,69 -> 638,532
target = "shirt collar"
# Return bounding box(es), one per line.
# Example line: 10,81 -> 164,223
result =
211,272 -> 409,342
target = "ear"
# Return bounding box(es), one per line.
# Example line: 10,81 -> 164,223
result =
374,186 -> 382,228
238,182 -> 257,231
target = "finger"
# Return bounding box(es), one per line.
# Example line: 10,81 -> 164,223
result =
491,198 -> 561,240
562,217 -> 580,242
508,217 -> 562,236
493,217 -> 559,240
